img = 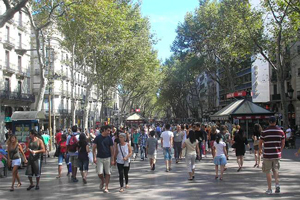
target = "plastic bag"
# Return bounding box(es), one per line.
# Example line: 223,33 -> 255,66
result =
88,152 -> 93,163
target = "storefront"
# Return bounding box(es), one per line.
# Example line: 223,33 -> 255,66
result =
210,99 -> 274,139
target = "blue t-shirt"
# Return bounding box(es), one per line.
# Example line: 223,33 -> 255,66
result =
93,134 -> 113,158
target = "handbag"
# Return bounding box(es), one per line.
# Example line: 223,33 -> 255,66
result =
119,143 -> 129,167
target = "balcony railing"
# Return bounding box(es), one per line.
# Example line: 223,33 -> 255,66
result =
0,90 -> 35,103
3,36 -> 15,50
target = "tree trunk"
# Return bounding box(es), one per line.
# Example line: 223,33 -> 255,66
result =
71,45 -> 76,126
36,68 -> 48,111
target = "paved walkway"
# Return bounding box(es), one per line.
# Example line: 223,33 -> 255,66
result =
1,141 -> 300,200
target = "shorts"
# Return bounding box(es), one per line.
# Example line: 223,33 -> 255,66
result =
163,147 -> 172,160
45,144 -> 49,150
148,153 -> 157,160
78,159 -> 89,171
12,158 -> 21,167
26,159 -> 41,177
58,154 -> 66,165
254,145 -> 259,151
96,157 -> 111,175
214,155 -> 227,166
69,155 -> 78,168
262,159 -> 280,174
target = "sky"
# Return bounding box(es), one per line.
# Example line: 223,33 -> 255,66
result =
139,0 -> 200,62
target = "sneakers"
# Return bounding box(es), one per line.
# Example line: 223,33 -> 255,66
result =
265,189 -> 272,195
275,185 -> 280,193
72,177 -> 79,182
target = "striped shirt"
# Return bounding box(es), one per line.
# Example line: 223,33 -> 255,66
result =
261,126 -> 285,159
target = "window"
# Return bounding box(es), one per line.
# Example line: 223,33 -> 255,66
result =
5,78 -> 10,92
5,51 -> 9,67
18,56 -> 22,70
274,84 -> 277,95
17,81 -> 21,95
6,26 -> 9,41
18,33 -> 22,48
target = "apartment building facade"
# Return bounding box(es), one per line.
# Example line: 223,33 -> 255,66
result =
0,5 -> 33,142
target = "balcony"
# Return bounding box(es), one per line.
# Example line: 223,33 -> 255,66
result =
17,22 -> 26,31
0,90 -> 35,103
59,109 -> 69,114
76,110 -> 84,116
61,90 -> 67,97
3,36 -> 15,50
271,94 -> 281,101
3,63 -> 17,75
7,19 -> 14,24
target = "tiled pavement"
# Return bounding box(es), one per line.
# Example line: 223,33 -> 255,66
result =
1,141 -> 300,200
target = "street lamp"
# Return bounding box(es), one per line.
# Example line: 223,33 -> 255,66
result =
287,86 -> 294,127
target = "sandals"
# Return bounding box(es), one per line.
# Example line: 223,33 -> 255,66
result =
219,177 -> 223,181
35,186 -> 40,190
188,178 -> 193,181
215,176 -> 218,179
253,164 -> 258,168
10,187 -> 14,192
104,188 -> 109,193
125,185 -> 129,189
100,182 -> 104,190
17,183 -> 22,187
27,185 -> 35,191
237,167 -> 242,172
119,188 -> 124,192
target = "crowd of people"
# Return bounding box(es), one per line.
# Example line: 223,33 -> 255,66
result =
1,116 -> 299,195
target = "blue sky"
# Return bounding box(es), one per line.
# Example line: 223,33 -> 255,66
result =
139,0 -> 200,62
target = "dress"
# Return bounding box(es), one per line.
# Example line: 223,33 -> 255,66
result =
234,135 -> 248,156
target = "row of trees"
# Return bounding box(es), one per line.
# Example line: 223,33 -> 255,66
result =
158,0 -> 300,126
1,0 -> 162,127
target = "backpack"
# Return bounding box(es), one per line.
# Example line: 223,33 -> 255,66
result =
68,135 -> 78,152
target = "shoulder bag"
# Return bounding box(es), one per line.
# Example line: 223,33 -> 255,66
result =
119,143 -> 129,167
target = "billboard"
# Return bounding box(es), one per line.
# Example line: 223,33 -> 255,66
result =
251,54 -> 270,102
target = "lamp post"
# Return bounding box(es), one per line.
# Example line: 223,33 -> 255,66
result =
287,86 -> 294,127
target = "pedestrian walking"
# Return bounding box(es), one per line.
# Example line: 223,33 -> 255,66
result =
259,116 -> 285,194
114,133 -> 132,192
146,131 -> 158,170
233,129 -> 250,172
56,134 -> 70,178
25,130 -> 46,190
173,125 -> 184,163
182,130 -> 200,180
139,129 -> 148,160
161,124 -> 174,172
132,128 -> 140,160
7,135 -> 27,191
66,125 -> 80,182
41,132 -> 50,157
213,134 -> 228,180
93,125 -> 114,193
210,126 -> 217,158
253,123 -> 262,168
77,133 -> 89,184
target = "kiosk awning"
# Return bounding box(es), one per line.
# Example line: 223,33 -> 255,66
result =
126,113 -> 145,121
11,111 -> 46,120
210,99 -> 273,121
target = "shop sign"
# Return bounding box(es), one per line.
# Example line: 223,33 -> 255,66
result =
226,91 -> 246,99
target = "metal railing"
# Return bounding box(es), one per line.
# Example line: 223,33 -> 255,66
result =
0,90 -> 35,102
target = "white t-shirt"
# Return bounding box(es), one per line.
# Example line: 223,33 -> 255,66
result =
286,128 -> 291,138
214,141 -> 226,157
161,130 -> 174,148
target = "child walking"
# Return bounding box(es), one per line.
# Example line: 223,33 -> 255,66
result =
213,134 -> 228,180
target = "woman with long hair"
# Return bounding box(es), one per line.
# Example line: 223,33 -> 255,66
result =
56,134 -> 70,178
77,133 -> 89,184
233,129 -> 250,172
7,135 -> 27,191
252,124 -> 262,168
182,130 -> 200,180
213,134 -> 228,180
210,126 -> 217,158
114,133 -> 132,192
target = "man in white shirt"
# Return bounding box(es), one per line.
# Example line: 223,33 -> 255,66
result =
161,124 -> 174,172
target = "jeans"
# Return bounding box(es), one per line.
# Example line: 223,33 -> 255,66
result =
174,141 -> 182,160
117,163 -> 130,187
198,142 -> 204,159
134,144 -> 139,154
140,146 -> 146,159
